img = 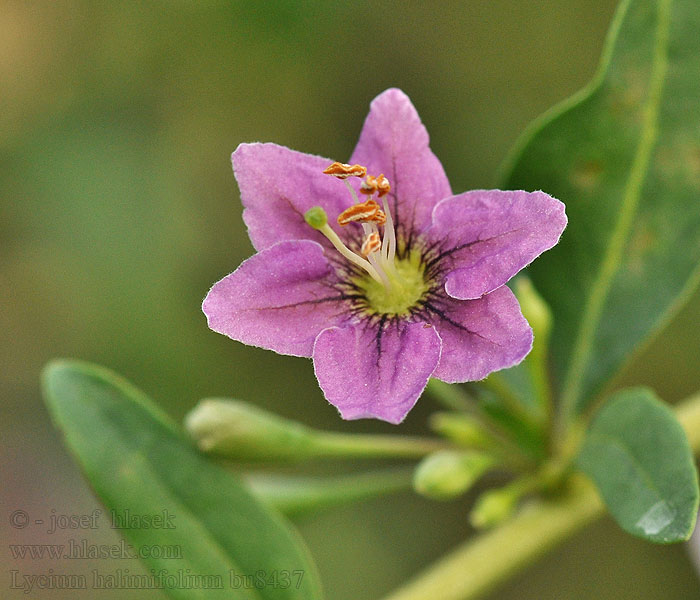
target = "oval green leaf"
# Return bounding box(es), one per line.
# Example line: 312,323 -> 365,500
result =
577,387 -> 699,543
42,360 -> 323,600
502,0 -> 700,413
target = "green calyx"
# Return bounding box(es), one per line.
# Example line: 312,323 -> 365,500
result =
355,250 -> 430,316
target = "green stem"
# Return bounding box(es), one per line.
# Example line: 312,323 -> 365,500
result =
245,467 -> 414,516
426,379 -> 535,470
480,373 -> 541,429
513,277 -> 553,428
526,339 -> 554,430
426,379 -> 473,412
380,391 -> 700,600
311,430 -> 449,459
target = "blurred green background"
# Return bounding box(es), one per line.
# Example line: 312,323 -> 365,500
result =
3,1 -> 700,598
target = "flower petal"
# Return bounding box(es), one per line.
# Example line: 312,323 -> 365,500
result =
429,286 -> 533,383
203,240 -> 348,357
233,143 -> 354,252
312,321 -> 441,424
428,190 -> 567,299
350,88 -> 452,236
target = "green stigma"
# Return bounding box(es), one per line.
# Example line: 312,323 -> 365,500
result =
304,206 -> 328,230
355,249 -> 430,316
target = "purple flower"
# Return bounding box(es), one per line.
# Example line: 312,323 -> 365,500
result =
203,88 -> 566,424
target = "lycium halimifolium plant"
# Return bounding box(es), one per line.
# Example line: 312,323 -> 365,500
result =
41,1 -> 700,599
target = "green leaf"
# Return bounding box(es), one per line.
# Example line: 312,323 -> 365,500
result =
502,0 -> 700,414
577,387 -> 699,543
42,360 -> 323,600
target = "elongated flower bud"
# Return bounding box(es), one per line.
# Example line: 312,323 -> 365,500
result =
186,398 -> 441,462
185,399 -> 316,461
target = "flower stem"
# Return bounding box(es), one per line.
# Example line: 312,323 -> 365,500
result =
380,391 -> 700,600
480,373 -> 541,429
526,341 -> 554,428
426,379 -> 537,471
245,467 -> 414,516
382,474 -> 601,600
513,277 -> 553,429
426,379 -> 473,412
310,430 -> 449,459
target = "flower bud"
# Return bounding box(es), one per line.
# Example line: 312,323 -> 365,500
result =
469,486 -> 520,529
413,451 -> 494,500
185,399 -> 316,462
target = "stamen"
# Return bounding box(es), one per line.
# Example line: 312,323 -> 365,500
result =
304,206 -> 384,285
343,179 -> 362,205
381,196 -> 397,267
337,199 -> 385,226
360,176 -> 377,195
361,231 -> 382,256
356,173 -> 396,270
360,174 -> 391,197
310,165 -> 398,291
375,174 -> 391,197
361,226 -> 391,288
323,162 -> 367,179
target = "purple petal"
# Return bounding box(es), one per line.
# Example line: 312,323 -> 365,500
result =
233,143 -> 354,252
430,286 -> 533,383
203,240 -> 348,357
312,321 -> 441,424
428,190 -> 567,299
350,88 -> 452,236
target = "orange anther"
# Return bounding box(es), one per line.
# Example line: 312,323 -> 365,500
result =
375,174 -> 391,197
360,176 -> 377,195
337,199 -> 384,226
323,162 -> 367,179
361,232 -> 382,256
360,174 -> 391,197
